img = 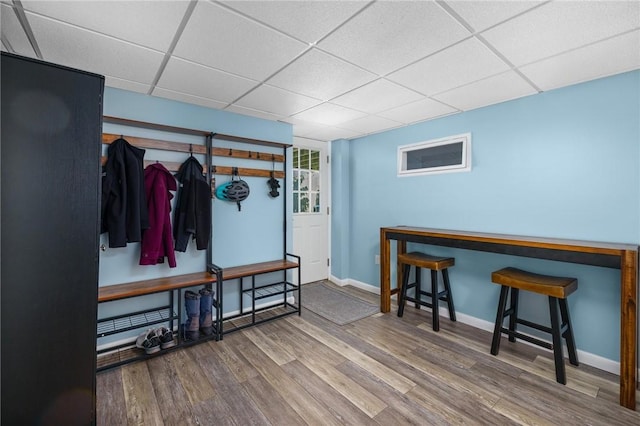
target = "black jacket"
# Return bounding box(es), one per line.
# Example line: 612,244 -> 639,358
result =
173,156 -> 211,252
101,138 -> 149,247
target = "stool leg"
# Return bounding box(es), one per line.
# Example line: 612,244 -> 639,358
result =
549,296 -> 567,384
559,298 -> 579,366
397,264 -> 411,317
441,268 -> 456,322
491,286 -> 510,355
431,269 -> 439,331
415,267 -> 421,309
508,288 -> 519,343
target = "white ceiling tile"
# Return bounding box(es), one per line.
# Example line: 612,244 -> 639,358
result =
21,0 -> 189,51
157,57 -> 258,103
173,1 -> 307,81
283,118 -> 328,138
445,1 -> 545,32
483,1 -> 640,66
433,71 -> 537,111
318,1 -> 471,75
104,76 -> 150,94
387,38 -> 510,96
331,78 -> 423,114
291,121 -> 360,141
294,136 -> 329,145
1,3 -> 36,57
26,12 -> 164,83
304,126 -> 361,141
290,103 -> 367,126
268,48 -> 377,100
337,115 -> 403,135
234,84 -> 322,116
519,30 -> 640,92
152,87 -> 229,110
377,98 -> 458,124
224,104 -> 286,122
219,0 -> 366,43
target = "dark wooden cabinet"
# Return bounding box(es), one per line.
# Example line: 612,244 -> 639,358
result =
1,52 -> 104,425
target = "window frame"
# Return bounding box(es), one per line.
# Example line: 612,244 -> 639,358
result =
397,132 -> 472,177
293,147 -> 322,215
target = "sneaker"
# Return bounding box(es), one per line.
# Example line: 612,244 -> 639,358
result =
156,327 -> 176,349
135,329 -> 161,355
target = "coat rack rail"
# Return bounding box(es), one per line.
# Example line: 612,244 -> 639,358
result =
212,166 -> 285,179
211,147 -> 284,163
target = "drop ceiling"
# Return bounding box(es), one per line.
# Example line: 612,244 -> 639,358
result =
2,0 -> 639,142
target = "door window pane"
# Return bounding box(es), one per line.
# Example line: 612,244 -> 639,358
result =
310,193 -> 320,213
293,148 -> 299,169
311,150 -> 320,171
299,170 -> 309,191
310,171 -> 320,191
300,149 -> 309,169
299,194 -> 309,213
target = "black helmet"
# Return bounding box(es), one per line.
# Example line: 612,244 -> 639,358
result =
216,179 -> 250,211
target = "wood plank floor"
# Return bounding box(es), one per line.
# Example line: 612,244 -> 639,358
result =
96,282 -> 640,425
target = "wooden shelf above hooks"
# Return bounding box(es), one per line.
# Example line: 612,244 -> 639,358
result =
211,147 -> 284,163
103,116 -> 211,137
212,133 -> 292,149
102,133 -> 207,155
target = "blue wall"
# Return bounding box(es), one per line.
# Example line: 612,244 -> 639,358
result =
331,71 -> 640,362
98,88 -> 293,345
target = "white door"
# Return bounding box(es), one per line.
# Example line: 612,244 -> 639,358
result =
292,138 -> 329,284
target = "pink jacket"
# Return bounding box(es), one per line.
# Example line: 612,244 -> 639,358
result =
140,163 -> 177,267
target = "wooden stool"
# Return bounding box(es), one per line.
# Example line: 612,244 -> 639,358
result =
490,267 -> 579,384
397,252 -> 456,331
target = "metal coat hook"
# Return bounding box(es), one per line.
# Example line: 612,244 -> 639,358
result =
249,151 -> 252,158
228,148 -> 233,156
189,144 -> 193,156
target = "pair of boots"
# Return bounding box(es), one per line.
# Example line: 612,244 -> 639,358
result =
183,287 -> 214,341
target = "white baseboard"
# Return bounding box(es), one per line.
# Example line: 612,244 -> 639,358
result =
450,311 -> 622,375
329,275 -> 380,294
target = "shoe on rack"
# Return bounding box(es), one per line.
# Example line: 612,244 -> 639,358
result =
135,329 -> 161,355
156,327 -> 176,349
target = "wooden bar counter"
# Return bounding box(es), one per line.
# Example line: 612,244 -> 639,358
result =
379,226 -> 638,410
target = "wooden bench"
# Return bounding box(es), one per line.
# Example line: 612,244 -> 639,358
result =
98,259 -> 299,302
97,257 -> 300,371
98,271 -> 216,302
209,257 -> 301,336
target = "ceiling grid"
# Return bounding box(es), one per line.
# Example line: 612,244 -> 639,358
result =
1,0 -> 638,141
